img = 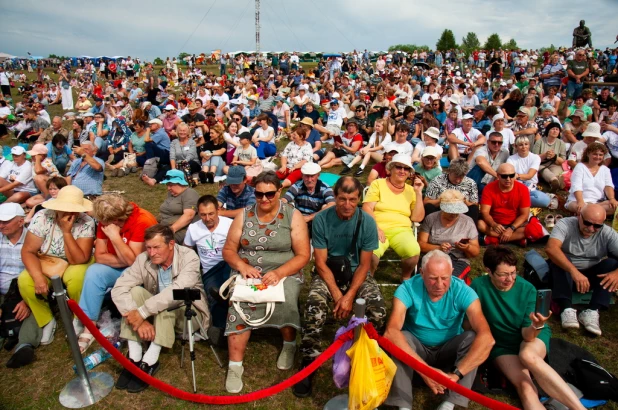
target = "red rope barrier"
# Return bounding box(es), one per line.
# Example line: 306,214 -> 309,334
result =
67,299 -> 351,404
362,324 -> 518,410
67,300 -> 515,408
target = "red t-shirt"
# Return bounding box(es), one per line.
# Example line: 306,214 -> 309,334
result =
480,181 -> 531,225
371,162 -> 388,179
96,203 -> 158,256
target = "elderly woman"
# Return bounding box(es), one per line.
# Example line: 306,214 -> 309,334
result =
532,122 -> 567,191
18,186 -> 95,343
170,122 -> 200,176
162,104 -> 181,137
507,136 -> 550,208
424,158 -> 479,223
76,195 -> 157,352
252,113 -> 277,159
222,171 -> 309,393
471,246 -> 585,410
418,189 -> 480,278
566,142 -> 617,214
158,169 -> 199,243
414,146 -> 444,192
277,127 -> 314,188
363,154 -> 425,280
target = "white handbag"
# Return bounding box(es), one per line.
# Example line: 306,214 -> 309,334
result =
219,275 -> 286,327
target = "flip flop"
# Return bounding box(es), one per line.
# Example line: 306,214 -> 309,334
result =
544,214 -> 555,228
78,332 -> 95,354
554,214 -> 563,225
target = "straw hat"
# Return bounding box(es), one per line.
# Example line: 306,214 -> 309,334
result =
299,117 -> 314,128
42,186 -> 93,213
439,189 -> 469,214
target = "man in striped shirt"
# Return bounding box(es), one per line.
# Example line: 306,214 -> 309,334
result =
0,203 -> 43,368
282,163 -> 335,236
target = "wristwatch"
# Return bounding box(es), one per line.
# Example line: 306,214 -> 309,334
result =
451,366 -> 464,380
509,224 -> 517,231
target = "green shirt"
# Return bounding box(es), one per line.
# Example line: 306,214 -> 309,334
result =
470,275 -> 551,360
414,164 -> 443,189
567,59 -> 588,76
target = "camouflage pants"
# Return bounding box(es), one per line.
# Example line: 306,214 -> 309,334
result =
299,275 -> 386,361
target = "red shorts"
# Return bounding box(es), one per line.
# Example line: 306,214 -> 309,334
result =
276,168 -> 303,184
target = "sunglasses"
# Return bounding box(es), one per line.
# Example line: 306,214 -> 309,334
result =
581,218 -> 604,229
356,109 -> 365,112
499,173 -> 516,179
393,165 -> 411,171
255,190 -> 277,200
489,140 -> 503,145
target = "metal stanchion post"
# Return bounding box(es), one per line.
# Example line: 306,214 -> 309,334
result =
324,298 -> 367,410
51,276 -> 114,408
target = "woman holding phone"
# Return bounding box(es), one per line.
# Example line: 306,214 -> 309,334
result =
471,246 -> 585,410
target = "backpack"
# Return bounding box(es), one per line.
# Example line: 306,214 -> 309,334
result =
0,279 -> 23,351
572,358 -> 618,401
522,249 -> 550,289
141,157 -> 159,178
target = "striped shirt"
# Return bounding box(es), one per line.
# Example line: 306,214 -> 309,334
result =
0,229 -> 26,295
216,184 -> 255,211
283,180 -> 335,216
541,63 -> 564,87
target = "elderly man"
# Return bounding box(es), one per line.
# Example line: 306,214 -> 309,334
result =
478,163 -> 530,246
38,116 -> 69,145
511,107 -> 540,146
293,177 -> 386,398
112,224 -> 210,393
469,131 -> 510,194
184,195 -> 232,331
142,101 -> 161,120
384,250 -> 494,410
471,105 -> 490,134
143,118 -> 171,171
216,166 -> 256,219
0,146 -> 37,204
546,204 -> 618,336
282,162 -> 335,235
0,203 -> 43,368
566,49 -> 589,101
67,141 -> 105,197
447,113 -> 486,161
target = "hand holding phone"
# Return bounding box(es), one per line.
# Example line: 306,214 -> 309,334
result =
458,238 -> 470,244
535,289 -> 552,317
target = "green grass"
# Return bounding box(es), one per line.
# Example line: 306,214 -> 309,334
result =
0,66 -> 617,410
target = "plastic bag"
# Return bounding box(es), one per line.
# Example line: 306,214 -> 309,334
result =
347,327 -> 397,410
333,316 -> 367,388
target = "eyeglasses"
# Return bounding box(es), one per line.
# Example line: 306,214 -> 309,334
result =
489,140 -> 503,145
393,165 -> 411,171
356,109 -> 365,112
494,271 -> 518,279
499,173 -> 516,179
581,218 -> 604,229
255,190 -> 278,200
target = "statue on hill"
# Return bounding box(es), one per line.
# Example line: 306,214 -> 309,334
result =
573,20 -> 592,48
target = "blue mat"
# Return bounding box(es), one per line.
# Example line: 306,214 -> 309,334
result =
319,172 -> 341,186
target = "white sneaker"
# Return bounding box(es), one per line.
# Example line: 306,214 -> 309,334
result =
41,318 -> 57,345
578,309 -> 602,336
214,175 -> 227,183
226,364 -> 244,393
560,308 -> 579,329
72,318 -> 84,337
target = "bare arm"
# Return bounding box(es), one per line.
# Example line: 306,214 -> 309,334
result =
170,209 -> 196,234
456,300 -> 494,376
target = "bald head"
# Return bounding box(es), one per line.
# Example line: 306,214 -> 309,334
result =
497,163 -> 515,175
581,203 -> 606,221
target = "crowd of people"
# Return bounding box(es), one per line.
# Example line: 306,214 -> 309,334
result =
0,43 -> 617,409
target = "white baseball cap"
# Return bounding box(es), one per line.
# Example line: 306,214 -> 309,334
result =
0,203 -> 25,221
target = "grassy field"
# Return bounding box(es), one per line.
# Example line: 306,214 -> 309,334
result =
0,66 -> 617,410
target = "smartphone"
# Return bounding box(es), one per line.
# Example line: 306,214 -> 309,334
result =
459,238 -> 470,244
535,289 -> 552,317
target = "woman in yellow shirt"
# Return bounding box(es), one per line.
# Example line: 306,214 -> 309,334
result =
363,154 -> 425,280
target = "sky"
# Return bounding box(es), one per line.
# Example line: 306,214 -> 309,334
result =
1,0 -> 616,61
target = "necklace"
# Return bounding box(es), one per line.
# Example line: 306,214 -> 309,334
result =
388,178 -> 405,189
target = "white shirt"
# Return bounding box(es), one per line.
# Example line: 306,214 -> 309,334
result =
367,132 -> 392,154
213,92 -> 229,107
0,72 -> 9,86
507,153 -> 541,190
413,142 -> 444,161
452,127 -> 482,153
184,217 -> 233,273
569,141 -> 611,162
326,107 -> 347,127
385,140 -> 414,156
567,163 -> 613,204
0,161 -> 37,194
490,128 -> 516,152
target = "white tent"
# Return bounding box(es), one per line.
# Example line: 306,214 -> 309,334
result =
0,52 -> 16,60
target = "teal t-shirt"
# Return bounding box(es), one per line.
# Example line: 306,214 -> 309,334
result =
471,274 -> 551,360
394,275 -> 478,347
312,207 -> 378,272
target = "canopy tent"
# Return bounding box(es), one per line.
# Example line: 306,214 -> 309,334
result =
323,53 -> 341,58
0,52 -> 16,60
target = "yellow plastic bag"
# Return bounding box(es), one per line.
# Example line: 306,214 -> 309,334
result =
347,327 -> 397,410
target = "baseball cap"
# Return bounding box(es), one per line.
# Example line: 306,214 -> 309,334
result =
148,119 -> 163,126
0,203 -> 25,221
462,113 -> 474,120
227,166 -> 247,185
11,146 -> 26,156
27,144 -> 48,156
473,105 -> 486,112
330,99 -> 339,105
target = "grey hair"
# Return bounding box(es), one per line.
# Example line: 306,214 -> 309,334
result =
514,136 -> 529,146
421,249 -> 453,271
447,158 -> 469,177
81,140 -> 93,147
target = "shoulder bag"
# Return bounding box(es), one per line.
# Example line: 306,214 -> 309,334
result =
37,225 -> 69,278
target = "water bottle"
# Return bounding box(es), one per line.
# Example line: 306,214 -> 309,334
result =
73,341 -> 121,374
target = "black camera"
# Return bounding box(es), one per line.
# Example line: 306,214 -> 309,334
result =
173,288 -> 201,302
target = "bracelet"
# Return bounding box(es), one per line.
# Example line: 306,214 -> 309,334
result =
533,325 -> 545,330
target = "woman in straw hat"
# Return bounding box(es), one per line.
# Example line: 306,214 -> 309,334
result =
18,186 -> 96,345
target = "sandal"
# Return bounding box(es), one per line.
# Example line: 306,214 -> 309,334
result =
554,214 -> 563,225
78,331 -> 95,354
544,214 -> 555,228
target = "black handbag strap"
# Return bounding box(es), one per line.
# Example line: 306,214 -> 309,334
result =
348,210 -> 363,258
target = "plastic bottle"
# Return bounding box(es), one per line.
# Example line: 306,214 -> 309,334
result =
73,341 -> 121,374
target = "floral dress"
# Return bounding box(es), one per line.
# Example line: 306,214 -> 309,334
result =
225,201 -> 303,335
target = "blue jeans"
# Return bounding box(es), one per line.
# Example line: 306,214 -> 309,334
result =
254,142 -> 276,159
567,80 -> 583,99
79,264 -> 126,321
530,189 -> 550,208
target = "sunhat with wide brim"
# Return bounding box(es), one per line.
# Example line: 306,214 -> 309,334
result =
42,186 -> 93,213
386,153 -> 413,171
159,169 -> 189,186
